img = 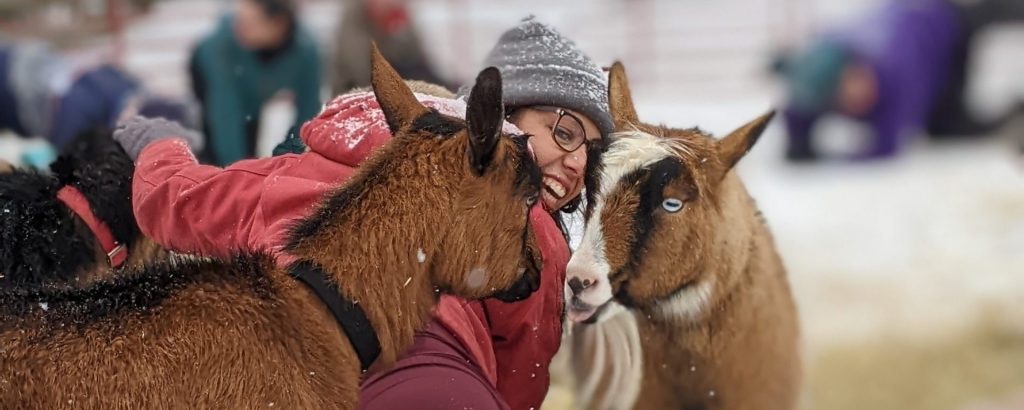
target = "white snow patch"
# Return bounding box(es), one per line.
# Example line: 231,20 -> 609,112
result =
466,267 -> 487,289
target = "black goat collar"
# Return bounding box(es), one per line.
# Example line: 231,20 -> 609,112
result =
288,261 -> 381,373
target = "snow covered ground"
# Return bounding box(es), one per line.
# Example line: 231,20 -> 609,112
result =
2,0 -> 1022,407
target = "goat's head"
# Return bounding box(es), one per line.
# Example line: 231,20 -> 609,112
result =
565,62 -> 774,322
369,44 -> 542,302
0,129 -> 165,291
53,129 -> 166,273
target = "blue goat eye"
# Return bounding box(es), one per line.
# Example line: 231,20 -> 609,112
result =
662,198 -> 684,213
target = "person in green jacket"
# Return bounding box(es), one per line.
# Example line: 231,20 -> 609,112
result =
189,0 -> 321,166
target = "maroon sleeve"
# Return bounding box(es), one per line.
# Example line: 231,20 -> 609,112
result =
358,321 -> 509,410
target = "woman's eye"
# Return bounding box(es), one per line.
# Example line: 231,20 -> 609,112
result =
554,128 -> 574,143
661,198 -> 684,213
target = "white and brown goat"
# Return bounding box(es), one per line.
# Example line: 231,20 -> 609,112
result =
0,46 -> 542,409
564,62 -> 800,409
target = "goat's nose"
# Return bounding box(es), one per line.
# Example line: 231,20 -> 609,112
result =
567,277 -> 593,295
568,277 -> 584,295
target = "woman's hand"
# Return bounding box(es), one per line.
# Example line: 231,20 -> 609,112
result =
113,116 -> 204,160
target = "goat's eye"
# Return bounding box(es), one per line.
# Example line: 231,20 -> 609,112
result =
661,198 -> 684,213
526,192 -> 539,206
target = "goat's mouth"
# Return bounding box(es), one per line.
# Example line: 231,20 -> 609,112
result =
490,243 -> 542,303
566,296 -> 601,323
491,268 -> 539,303
576,300 -> 614,324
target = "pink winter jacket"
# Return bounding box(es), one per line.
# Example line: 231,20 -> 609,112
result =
131,91 -> 568,409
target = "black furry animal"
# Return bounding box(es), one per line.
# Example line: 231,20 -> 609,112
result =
0,128 -> 149,290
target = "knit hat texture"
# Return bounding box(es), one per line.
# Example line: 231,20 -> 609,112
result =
459,16 -> 613,137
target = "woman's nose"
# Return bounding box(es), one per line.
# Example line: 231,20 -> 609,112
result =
563,147 -> 586,177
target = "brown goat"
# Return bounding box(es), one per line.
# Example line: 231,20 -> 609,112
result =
564,62 -> 800,409
0,46 -> 542,409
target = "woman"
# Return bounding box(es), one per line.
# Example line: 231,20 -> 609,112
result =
189,0 -> 321,166
116,16 -> 611,409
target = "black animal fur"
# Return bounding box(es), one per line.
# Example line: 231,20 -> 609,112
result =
580,142 -> 606,219
608,157 -> 690,306
409,110 -> 464,137
0,253 -> 276,336
0,129 -> 139,290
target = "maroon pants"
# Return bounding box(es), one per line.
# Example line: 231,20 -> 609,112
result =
358,320 -> 509,410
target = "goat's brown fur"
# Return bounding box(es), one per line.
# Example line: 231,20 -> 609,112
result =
570,62 -> 800,409
0,45 -> 541,409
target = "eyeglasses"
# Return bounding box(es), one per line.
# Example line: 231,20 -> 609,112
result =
531,106 -> 591,153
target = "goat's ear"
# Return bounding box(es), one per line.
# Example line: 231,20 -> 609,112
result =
465,67 -> 503,176
608,61 -> 639,131
370,42 -> 428,134
716,111 -> 775,174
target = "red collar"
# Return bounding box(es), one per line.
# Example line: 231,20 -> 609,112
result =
55,185 -> 128,268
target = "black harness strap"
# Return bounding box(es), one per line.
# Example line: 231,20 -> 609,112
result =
288,261 -> 381,373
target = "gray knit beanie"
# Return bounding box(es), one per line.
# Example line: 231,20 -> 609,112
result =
458,16 -> 613,137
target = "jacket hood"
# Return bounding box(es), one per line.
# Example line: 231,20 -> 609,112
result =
299,91 -> 522,167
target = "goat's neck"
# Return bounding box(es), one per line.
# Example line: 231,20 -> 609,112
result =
289,141 -> 462,365
646,189 -> 763,348
635,244 -> 755,392
638,218 -> 787,403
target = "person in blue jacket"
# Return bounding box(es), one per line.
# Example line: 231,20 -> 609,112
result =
0,39 -> 197,168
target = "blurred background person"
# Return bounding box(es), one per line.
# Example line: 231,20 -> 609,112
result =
0,38 -> 197,168
330,0 -> 449,95
188,0 -> 321,166
774,0 -> 1024,162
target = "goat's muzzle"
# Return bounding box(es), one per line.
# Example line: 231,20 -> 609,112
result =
566,295 -> 599,323
491,270 -> 538,302
491,244 -> 541,303
564,261 -> 616,322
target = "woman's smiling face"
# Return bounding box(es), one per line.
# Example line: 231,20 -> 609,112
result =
509,106 -> 602,212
